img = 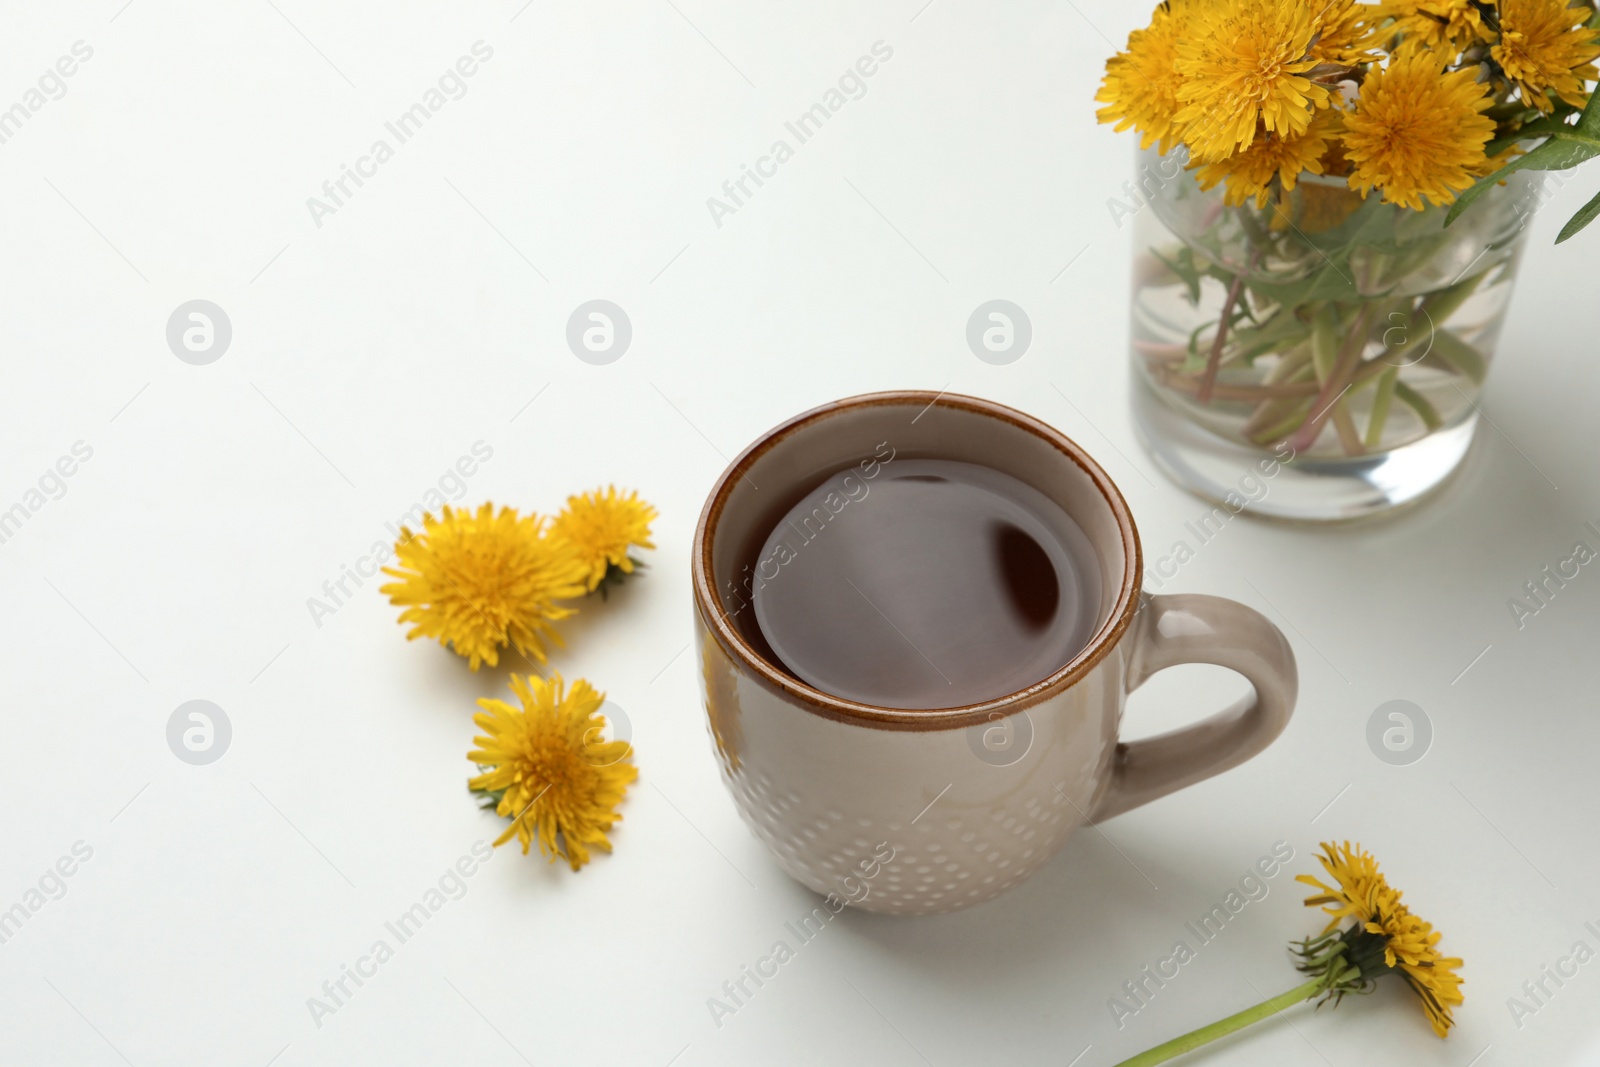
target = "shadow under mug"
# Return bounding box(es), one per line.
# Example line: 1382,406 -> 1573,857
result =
692,391 -> 1297,916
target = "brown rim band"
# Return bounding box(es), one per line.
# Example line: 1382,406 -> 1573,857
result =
691,390 -> 1144,732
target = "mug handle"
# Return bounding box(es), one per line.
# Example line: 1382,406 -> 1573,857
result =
1090,593 -> 1298,822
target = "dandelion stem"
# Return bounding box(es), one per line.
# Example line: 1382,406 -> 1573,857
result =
1332,400 -> 1365,456
1366,366 -> 1400,448
1288,303 -> 1375,453
1110,977 -> 1324,1067
1196,248 -> 1263,404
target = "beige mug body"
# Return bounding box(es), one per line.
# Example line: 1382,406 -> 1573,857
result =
692,392 -> 1297,916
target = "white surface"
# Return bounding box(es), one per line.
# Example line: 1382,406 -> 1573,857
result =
1,2 -> 1597,1065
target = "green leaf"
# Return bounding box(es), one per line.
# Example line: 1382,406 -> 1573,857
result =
1183,320 -> 1209,371
1154,246 -> 1202,305
471,784 -> 507,811
1445,132 -> 1600,227
1229,309 -> 1309,363
591,556 -> 647,600
1508,83 -> 1600,244
1556,187 -> 1600,243
1485,114 -> 1569,157
1247,261 -> 1363,307
1234,203 -> 1277,249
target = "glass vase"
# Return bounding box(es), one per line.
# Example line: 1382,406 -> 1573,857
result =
1128,145 -> 1540,521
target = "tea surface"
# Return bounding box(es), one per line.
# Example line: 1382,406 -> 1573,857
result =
751,459 -> 1101,709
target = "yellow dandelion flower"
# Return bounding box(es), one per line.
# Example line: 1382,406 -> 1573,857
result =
1375,902 -> 1468,1037
1173,0 -> 1330,163
1380,0 -> 1493,53
380,503 -> 587,670
1493,0 -> 1600,114
1115,840 -> 1466,1063
1309,0 -> 1379,66
1299,839 -> 1393,932
551,486 -> 658,593
1096,0 -> 1192,154
1297,841 -> 1465,1037
1194,109 -> 1341,207
1342,47 -> 1495,209
468,673 -> 637,871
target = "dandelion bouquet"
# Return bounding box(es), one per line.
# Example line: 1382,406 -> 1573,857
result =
1100,0 -> 1600,497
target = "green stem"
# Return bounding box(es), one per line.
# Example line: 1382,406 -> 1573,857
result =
1394,380 -> 1442,431
1310,305 -> 1338,383
1262,343 -> 1312,386
1419,269 -> 1485,325
1245,356 -> 1388,442
1198,249 -> 1261,404
1288,304 -> 1374,453
1331,400 -> 1364,456
1111,978 -> 1324,1067
1366,366 -> 1400,449
1249,399 -> 1316,445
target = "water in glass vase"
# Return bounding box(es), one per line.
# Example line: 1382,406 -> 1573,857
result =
1127,147 -> 1539,521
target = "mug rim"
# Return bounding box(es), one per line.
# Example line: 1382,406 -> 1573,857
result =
691,390 -> 1144,731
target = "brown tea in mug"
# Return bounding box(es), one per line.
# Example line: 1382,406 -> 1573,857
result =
750,458 -> 1101,709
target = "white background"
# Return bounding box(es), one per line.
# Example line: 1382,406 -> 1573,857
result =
1,2 -> 1597,1065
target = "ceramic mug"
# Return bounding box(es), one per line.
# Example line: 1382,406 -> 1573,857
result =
691,391 -> 1297,916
